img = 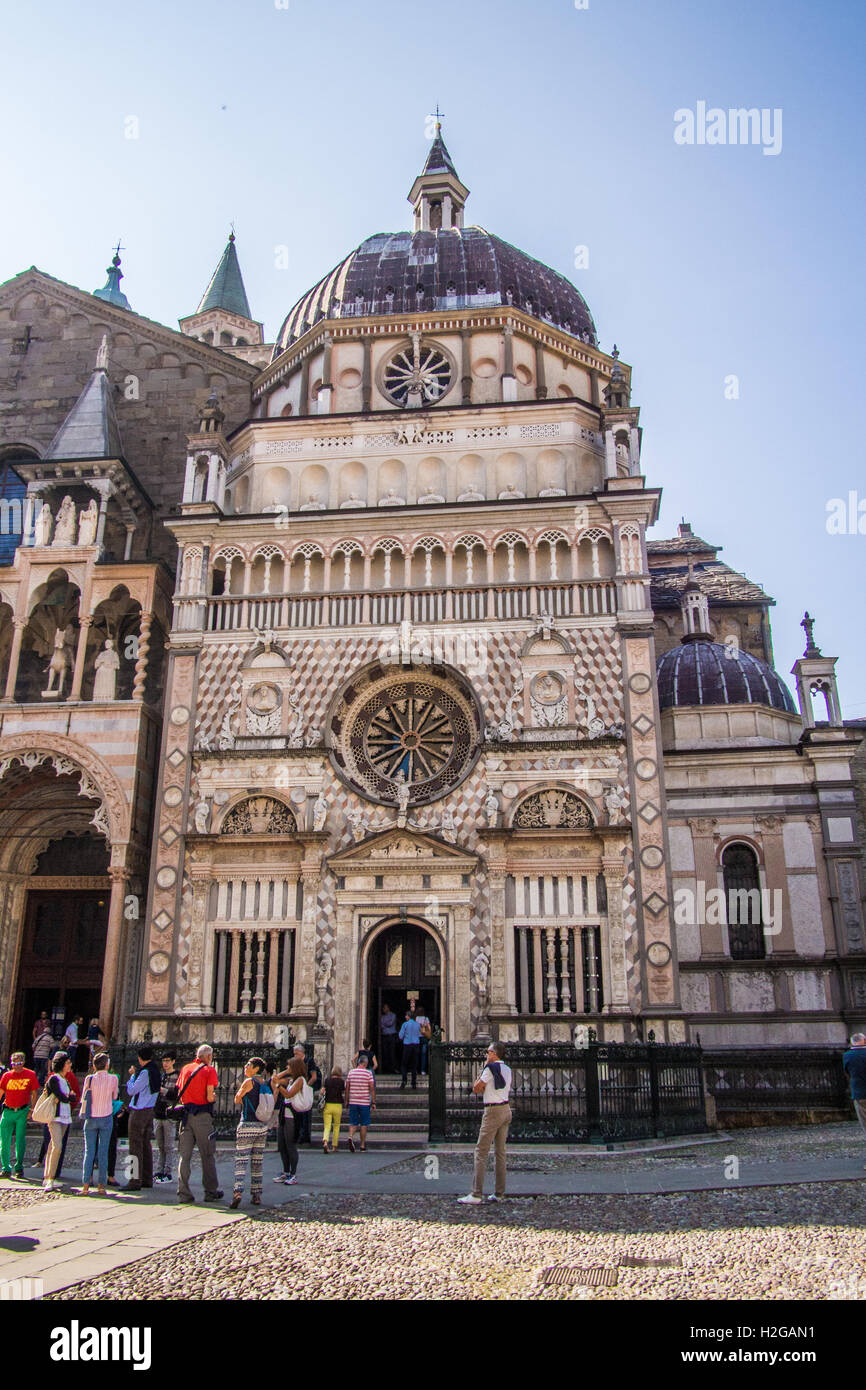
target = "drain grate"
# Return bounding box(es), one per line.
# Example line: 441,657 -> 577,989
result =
619,1255 -> 682,1269
540,1265 -> 618,1288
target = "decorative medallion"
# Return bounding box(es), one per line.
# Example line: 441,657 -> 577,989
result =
156,867 -> 177,890
640,844 -> 664,870
382,339 -> 453,407
148,951 -> 171,975
163,786 -> 183,807
512,789 -> 594,830
646,941 -> 671,967
220,796 -> 297,835
330,665 -> 482,807
628,673 -> 653,694
634,758 -> 657,781
170,706 -> 190,725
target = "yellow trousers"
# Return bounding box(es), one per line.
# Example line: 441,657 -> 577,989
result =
322,1103 -> 342,1148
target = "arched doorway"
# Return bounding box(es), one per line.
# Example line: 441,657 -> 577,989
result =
366,920 -> 442,1069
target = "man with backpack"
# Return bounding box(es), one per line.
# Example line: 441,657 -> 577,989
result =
125,1045 -> 160,1190
176,1044 -> 223,1204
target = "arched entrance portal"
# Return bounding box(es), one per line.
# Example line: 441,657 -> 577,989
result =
366,920 -> 442,1069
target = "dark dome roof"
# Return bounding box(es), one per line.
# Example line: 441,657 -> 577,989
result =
273,227 -> 597,360
656,641 -> 797,713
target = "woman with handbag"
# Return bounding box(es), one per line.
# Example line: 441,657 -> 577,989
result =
79,1052 -> 118,1195
40,1052 -> 73,1190
272,1057 -> 308,1186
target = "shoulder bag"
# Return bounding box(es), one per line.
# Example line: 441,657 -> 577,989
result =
165,1064 -> 207,1124
32,1084 -> 58,1125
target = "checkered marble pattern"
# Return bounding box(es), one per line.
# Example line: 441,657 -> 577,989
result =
195,642 -> 244,744
316,871 -> 338,1030
571,625 -> 624,725
174,871 -> 193,1012
469,863 -> 491,1028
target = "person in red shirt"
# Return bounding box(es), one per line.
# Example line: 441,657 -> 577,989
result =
0,1052 -> 40,1178
175,1044 -> 223,1204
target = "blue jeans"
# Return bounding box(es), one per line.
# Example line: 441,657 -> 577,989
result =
83,1115 -> 113,1186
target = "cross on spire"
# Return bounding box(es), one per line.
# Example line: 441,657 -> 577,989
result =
433,104 -> 445,132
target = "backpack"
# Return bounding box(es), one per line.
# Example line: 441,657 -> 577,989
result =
255,1081 -> 276,1126
290,1080 -> 314,1113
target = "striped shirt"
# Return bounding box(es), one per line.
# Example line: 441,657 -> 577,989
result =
345,1067 -> 375,1105
83,1069 -> 119,1118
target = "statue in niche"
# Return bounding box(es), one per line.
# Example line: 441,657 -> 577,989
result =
339,490 -> 364,510
440,806 -> 457,844
472,949 -> 490,999
194,799 -> 212,834
418,488 -> 445,504
348,808 -> 366,843
77,498 -> 99,546
299,492 -> 325,511
52,495 -> 77,546
539,485 -> 566,498
312,792 -> 328,832
43,627 -> 70,697
497,483 -> 525,501
394,771 -> 410,826
378,487 -> 406,506
92,638 -> 119,701
484,788 -> 500,828
604,784 -> 627,826
315,953 -> 332,1028
457,485 -> 484,502
33,501 -> 53,546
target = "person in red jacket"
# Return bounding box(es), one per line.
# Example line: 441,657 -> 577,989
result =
0,1053 -> 40,1178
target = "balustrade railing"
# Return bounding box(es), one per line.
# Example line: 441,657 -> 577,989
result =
193,579 -> 617,634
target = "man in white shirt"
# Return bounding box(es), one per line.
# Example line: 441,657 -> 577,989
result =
458,1042 -> 513,1205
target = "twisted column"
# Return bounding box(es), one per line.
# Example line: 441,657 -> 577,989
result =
132,611 -> 152,702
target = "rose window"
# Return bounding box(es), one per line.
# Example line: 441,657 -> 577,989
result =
329,666 -> 481,806
383,340 -> 452,407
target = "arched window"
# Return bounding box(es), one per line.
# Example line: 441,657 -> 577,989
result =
722,844 -> 765,960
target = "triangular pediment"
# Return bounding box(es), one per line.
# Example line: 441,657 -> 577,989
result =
329,826 -> 477,868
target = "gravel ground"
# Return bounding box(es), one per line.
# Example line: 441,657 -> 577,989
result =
45,1183 -> 866,1301
0,1185 -> 63,1213
380,1121 -> 866,1174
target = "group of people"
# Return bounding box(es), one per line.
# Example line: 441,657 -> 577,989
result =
379,1001 -> 433,1082
31,1012 -> 106,1082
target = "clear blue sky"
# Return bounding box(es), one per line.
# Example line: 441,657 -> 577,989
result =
2,0 -> 864,710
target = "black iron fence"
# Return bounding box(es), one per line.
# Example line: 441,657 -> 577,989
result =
110,1041 -> 316,1136
428,1041 -> 707,1143
703,1048 -> 851,1121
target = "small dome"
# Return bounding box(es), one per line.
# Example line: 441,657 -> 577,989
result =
273,227 -> 597,360
656,641 -> 797,713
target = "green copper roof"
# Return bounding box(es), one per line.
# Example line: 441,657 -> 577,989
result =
93,248 -> 131,310
196,233 -> 252,318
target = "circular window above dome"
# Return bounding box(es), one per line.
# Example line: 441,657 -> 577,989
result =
381,339 -> 454,408
329,665 -> 482,807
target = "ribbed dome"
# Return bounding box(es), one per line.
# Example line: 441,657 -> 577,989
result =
273,227 -> 597,360
656,641 -> 797,713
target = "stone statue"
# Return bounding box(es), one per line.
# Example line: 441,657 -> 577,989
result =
33,501 -> 53,547
52,495 -> 77,546
194,800 -> 211,834
77,498 -> 99,547
339,491 -> 364,510
43,627 -> 70,697
92,638 -> 119,700
315,954 -> 332,1029
497,483 -> 525,501
440,806 -> 457,844
418,489 -> 445,504
472,949 -> 490,998
457,485 -> 485,502
484,788 -> 500,828
299,492 -> 325,511
312,792 -> 328,832
539,486 -> 566,498
348,808 -> 366,842
395,771 -> 410,826
604,784 -> 627,826
378,486 -> 406,506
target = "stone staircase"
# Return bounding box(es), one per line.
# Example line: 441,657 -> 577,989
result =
313,1072 -> 430,1148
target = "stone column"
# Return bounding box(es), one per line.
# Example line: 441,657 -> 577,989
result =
184,870 -> 214,1014
361,338 -> 372,411
2,619 -> 27,702
69,615 -> 93,702
132,611 -> 152,702
99,864 -> 129,1039
295,870 -> 319,1018
486,856 -> 513,1019
601,853 -> 629,1009
460,329 -> 472,404
453,903 -> 472,1040
534,342 -> 548,400
688,818 -> 724,957
755,814 -> 796,954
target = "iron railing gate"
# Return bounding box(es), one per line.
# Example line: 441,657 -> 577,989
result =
428,1041 -> 706,1143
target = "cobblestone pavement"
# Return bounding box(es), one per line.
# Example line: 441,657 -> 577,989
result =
46,1183 -> 866,1301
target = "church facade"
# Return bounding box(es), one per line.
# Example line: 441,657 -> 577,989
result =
1,132 -> 864,1063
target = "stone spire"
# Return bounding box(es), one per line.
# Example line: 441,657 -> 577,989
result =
46,337 -> 124,460
195,232 -> 252,319
93,245 -> 131,310
407,119 -> 470,232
